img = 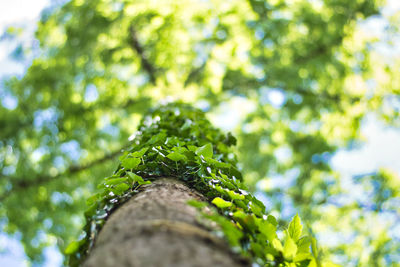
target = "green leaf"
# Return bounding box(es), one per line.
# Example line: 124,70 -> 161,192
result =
86,194 -> 99,206
232,210 -> 247,219
111,183 -> 130,195
118,151 -> 129,161
311,237 -> 319,260
65,241 -> 80,255
104,177 -> 128,186
181,119 -> 193,130
172,146 -> 188,153
187,145 -> 198,152
224,132 -> 237,146
272,238 -> 284,252
148,131 -> 167,144
283,237 -> 298,260
131,147 -> 149,157
227,190 -> 245,200
187,199 -> 208,208
84,203 -> 97,217
259,221 -> 277,242
267,215 -> 278,227
211,197 -> 232,208
203,157 -> 230,168
241,214 -> 257,232
121,157 -> 141,170
207,214 -> 243,247
294,252 -> 312,262
127,172 -> 151,185
195,143 -> 213,158
250,202 -> 263,217
229,166 -> 243,180
233,199 -> 247,210
288,214 -> 303,242
297,236 -> 311,253
166,152 -> 187,162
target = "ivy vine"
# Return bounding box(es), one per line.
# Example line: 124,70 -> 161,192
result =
66,103 -> 319,266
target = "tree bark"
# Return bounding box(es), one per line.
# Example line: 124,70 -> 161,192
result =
83,178 -> 249,267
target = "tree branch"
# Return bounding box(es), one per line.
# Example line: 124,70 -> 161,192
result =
0,143 -> 131,202
129,25 -> 157,85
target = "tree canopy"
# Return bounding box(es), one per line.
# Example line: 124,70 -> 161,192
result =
0,0 -> 399,266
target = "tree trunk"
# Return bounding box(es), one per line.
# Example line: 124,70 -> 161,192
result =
83,178 -> 248,267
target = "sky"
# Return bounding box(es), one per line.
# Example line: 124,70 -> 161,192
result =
0,0 -> 400,266
0,0 -> 49,76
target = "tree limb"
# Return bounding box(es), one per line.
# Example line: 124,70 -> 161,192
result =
0,143 -> 131,202
129,25 -> 157,85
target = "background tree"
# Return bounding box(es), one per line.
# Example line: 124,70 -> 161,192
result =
0,0 -> 399,266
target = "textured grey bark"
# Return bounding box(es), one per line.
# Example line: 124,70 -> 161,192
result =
83,178 -> 249,267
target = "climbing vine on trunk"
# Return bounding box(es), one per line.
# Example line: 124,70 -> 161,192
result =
66,103 -> 319,266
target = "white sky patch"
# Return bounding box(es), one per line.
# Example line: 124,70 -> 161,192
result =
331,115 -> 400,175
359,16 -> 387,40
260,87 -> 287,108
360,0 -> 400,61
0,234 -> 28,267
0,0 -> 49,32
0,0 -> 50,77
0,40 -> 26,76
208,97 -> 255,132
84,84 -> 99,103
383,0 -> 400,16
1,93 -> 18,109
267,89 -> 286,107
274,146 -> 292,163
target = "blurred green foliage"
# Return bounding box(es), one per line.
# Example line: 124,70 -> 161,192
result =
0,0 -> 399,265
